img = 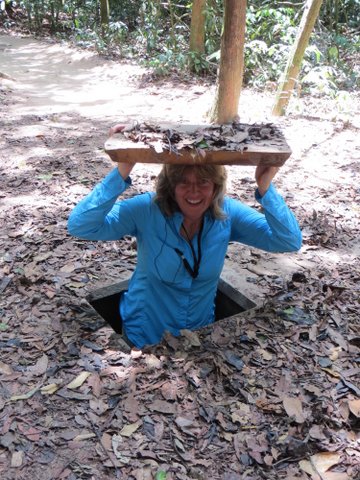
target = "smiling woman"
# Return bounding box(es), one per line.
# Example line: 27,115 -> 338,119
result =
156,164 -> 227,228
68,125 -> 302,350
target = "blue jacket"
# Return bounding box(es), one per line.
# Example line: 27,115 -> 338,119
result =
68,168 -> 302,348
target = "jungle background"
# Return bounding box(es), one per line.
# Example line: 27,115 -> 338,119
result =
0,1 -> 359,480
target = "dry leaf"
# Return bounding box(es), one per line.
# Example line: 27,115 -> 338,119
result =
10,451 -> 24,468
175,416 -> 194,428
120,421 -> 141,437
310,452 -> 342,474
322,474 -> 350,480
304,384 -> 322,397
161,381 -> 178,401
17,423 -> 41,442
263,454 -> 274,466
66,371 -> 91,389
60,263 -> 76,273
112,434 -> 131,463
299,459 -> 321,479
41,383 -> 60,395
148,399 -> 177,414
0,361 -> 13,375
258,348 -> 273,361
180,329 -> 201,347
89,398 -> 109,415
10,386 -> 40,402
73,432 -> 97,442
28,354 -> 48,376
283,396 -> 306,423
101,432 -> 112,451
33,252 -> 52,263
145,354 -> 162,369
321,367 -> 341,378
309,425 -> 326,440
329,346 -> 342,361
348,399 -> 360,417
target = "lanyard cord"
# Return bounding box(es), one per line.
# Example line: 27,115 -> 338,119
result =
174,219 -> 204,279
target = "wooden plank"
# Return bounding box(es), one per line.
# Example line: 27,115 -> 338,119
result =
104,123 -> 292,166
86,280 -> 129,303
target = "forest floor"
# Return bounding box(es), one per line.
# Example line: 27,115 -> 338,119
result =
0,33 -> 359,480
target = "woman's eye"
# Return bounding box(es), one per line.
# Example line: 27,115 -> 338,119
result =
177,179 -> 212,188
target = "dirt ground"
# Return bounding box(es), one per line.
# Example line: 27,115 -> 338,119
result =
0,33 -> 359,480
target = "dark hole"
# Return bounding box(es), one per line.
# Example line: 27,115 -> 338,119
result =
87,278 -> 256,335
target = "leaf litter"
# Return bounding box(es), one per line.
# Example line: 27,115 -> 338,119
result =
115,120 -> 287,156
1,49 -> 360,480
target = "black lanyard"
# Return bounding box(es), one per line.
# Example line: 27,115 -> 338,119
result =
174,220 -> 204,279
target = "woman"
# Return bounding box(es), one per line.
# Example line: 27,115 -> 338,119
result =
68,128 -> 302,349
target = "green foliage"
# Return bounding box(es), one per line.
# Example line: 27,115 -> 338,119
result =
302,28 -> 360,94
203,0 -> 223,54
188,50 -> 212,75
155,471 -> 167,480
243,2 -> 360,94
236,5 -> 298,88
3,0 -> 359,95
145,48 -> 188,77
302,66 -> 338,96
323,0 -> 360,31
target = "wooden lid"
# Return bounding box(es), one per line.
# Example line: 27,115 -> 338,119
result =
104,123 -> 292,166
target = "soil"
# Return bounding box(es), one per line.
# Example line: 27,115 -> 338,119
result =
0,33 -> 359,480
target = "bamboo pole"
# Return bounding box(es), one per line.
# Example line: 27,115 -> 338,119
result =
272,0 -> 324,116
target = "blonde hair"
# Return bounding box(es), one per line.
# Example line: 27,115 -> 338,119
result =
155,164 -> 227,219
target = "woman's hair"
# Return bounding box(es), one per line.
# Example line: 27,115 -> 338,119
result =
154,164 -> 227,219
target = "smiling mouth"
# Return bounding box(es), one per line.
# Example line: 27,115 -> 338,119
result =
186,199 -> 202,205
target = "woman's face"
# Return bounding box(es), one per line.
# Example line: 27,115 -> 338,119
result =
174,168 -> 215,223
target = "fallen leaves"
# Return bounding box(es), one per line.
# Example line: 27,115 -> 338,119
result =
10,451 -> 24,468
113,121 -> 288,157
1,89 -> 359,480
27,353 -> 49,376
148,400 -> 177,415
348,399 -> 360,417
0,361 -> 13,375
39,382 -> 60,395
300,452 -> 345,480
283,396 -> 307,423
66,371 -> 91,389
10,386 -> 40,402
119,421 -> 142,437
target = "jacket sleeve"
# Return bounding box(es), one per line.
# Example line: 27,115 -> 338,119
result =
67,168 -> 146,241
228,184 -> 302,252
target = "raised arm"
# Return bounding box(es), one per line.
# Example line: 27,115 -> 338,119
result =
67,124 -> 144,240
255,165 -> 279,197
108,123 -> 136,180
228,167 -> 302,252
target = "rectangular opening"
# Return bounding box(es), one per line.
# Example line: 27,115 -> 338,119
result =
86,277 -> 256,336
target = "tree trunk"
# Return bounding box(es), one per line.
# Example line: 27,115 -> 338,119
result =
208,0 -> 246,124
100,0 -> 109,29
189,0 -> 206,69
272,0 -> 324,116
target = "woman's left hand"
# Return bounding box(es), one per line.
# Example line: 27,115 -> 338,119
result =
108,124 -> 136,179
255,165 -> 279,197
109,124 -> 126,136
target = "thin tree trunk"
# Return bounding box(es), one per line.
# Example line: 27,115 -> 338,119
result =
168,0 -> 177,50
272,0 -> 324,116
100,0 -> 109,31
208,0 -> 246,124
189,0 -> 206,60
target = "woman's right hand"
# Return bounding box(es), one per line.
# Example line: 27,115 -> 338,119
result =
108,124 -> 136,180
